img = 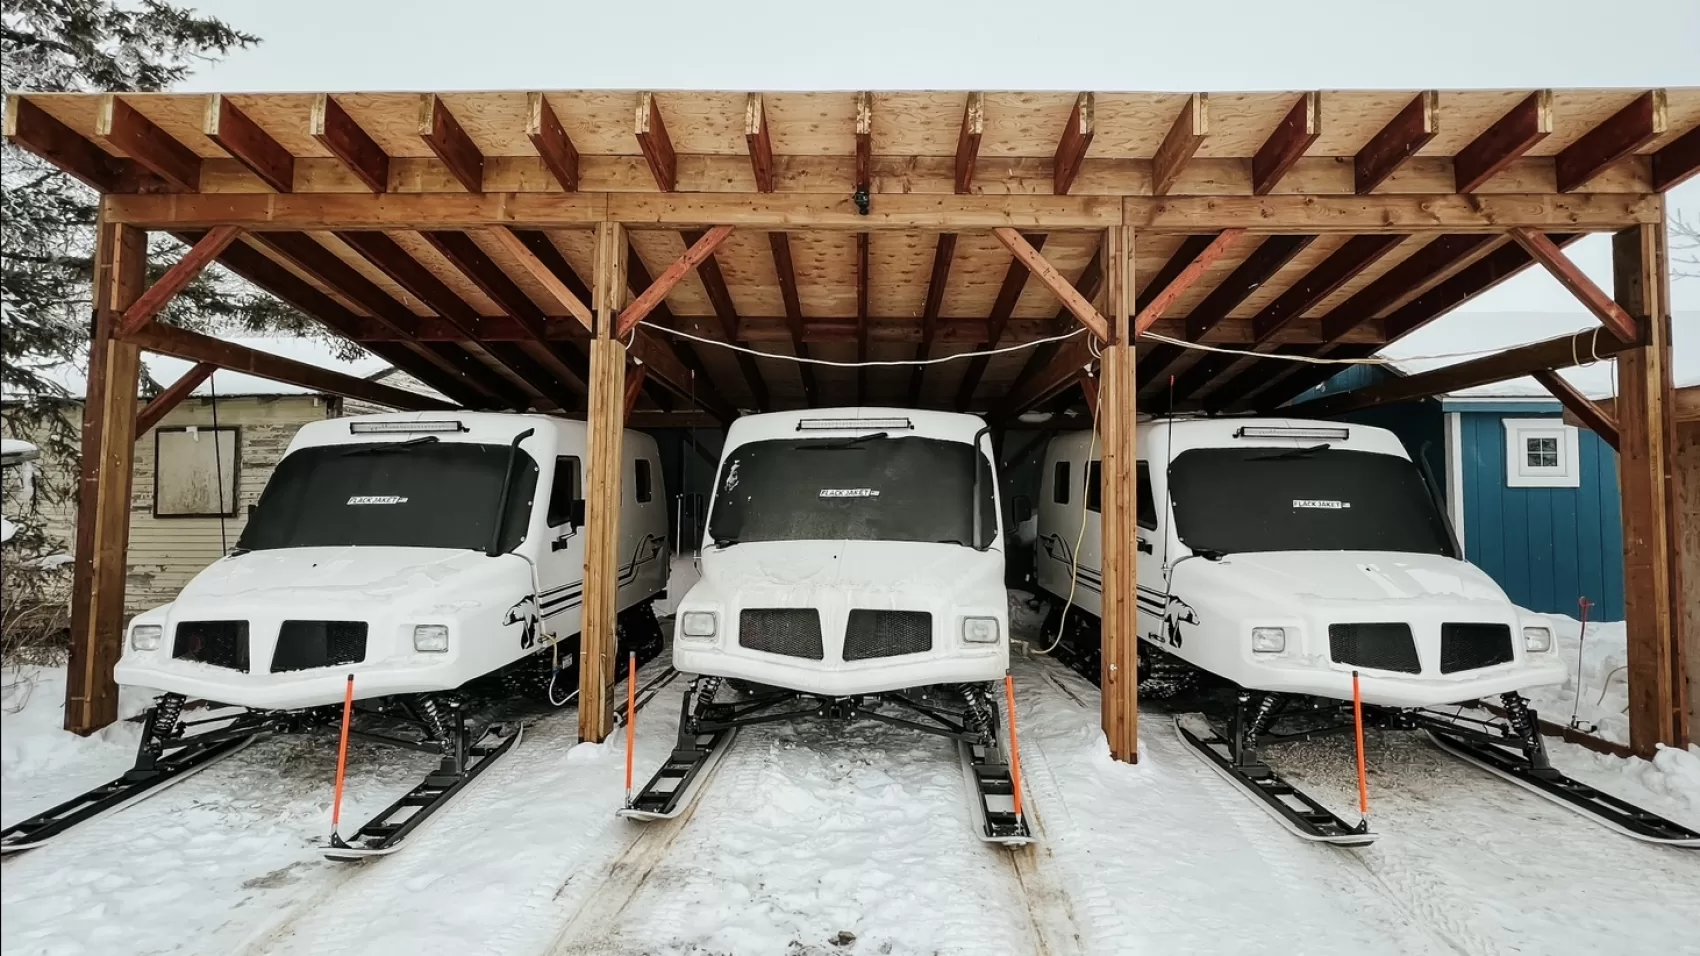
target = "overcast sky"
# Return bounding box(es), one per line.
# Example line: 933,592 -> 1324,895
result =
170,0 -> 1696,373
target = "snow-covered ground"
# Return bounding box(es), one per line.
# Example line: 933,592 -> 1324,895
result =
3,599 -> 1697,956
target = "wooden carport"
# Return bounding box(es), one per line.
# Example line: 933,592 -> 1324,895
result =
7,86 -> 1694,760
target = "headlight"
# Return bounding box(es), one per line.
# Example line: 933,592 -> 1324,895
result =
130,624 -> 163,651
1522,626 -> 1552,652
680,611 -> 718,639
1251,627 -> 1286,653
962,617 -> 1000,644
413,624 -> 449,652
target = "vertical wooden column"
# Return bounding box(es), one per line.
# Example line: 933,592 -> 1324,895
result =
65,215 -> 147,734
1098,225 -> 1139,762
1612,215 -> 1689,756
579,221 -> 628,744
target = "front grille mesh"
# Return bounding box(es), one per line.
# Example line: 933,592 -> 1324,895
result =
173,621 -> 251,672
843,610 -> 933,661
739,609 -> 825,660
271,621 -> 369,673
1440,623 -> 1514,673
1328,623 -> 1420,674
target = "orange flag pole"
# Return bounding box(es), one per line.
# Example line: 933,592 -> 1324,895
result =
1003,674 -> 1024,827
624,651 -> 638,804
330,674 -> 355,846
1352,670 -> 1370,825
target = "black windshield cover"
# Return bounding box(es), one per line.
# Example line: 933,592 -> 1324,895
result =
708,436 -> 998,547
1168,447 -> 1455,557
237,442 -> 537,552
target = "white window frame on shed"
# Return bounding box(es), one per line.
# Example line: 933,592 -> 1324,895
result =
1502,418 -> 1580,488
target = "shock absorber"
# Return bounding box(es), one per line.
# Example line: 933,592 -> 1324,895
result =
1247,694 -> 1279,741
417,695 -> 452,740
147,693 -> 187,752
1499,692 -> 1534,741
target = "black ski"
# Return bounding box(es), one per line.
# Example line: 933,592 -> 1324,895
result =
1177,716 -> 1376,847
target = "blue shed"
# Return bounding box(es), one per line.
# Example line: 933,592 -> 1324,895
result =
1293,368 -> 1624,621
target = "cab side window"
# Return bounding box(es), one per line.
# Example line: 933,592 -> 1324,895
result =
635,458 -> 653,503
547,456 -> 582,527
1085,461 -> 1101,513
1136,461 -> 1158,531
1053,461 -> 1070,505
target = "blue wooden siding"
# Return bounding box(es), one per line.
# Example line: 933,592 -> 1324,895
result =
1457,412 -> 1624,621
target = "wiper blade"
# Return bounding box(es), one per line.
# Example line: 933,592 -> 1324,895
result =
343,435 -> 441,455
798,431 -> 888,450
1248,442 -> 1330,461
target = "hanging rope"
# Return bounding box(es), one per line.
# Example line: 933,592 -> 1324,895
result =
209,373 -> 228,554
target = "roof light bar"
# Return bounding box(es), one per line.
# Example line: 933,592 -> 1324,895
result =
349,420 -> 468,434
1234,425 -> 1349,441
795,417 -> 914,432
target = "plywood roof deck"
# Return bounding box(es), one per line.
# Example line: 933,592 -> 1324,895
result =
7,88 -> 1696,420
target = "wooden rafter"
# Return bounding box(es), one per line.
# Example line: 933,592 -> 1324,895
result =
957,233 -> 1044,410
1354,91 -> 1437,194
250,232 -> 421,338
1133,229 -> 1244,334
1533,368 -> 1619,450
1651,123 -> 1700,191
909,233 -> 958,404
1508,227 -> 1638,341
999,333 -> 1094,419
623,245 -> 735,423
418,94 -> 483,194
95,94 -> 199,191
855,92 -> 873,198
479,226 -> 594,331
745,94 -> 775,193
1194,343 -> 1315,412
3,96 -> 145,192
1555,90 -> 1667,193
1152,94 -> 1208,197
1053,93 -> 1095,196
1183,234 -> 1314,341
622,363 -> 648,420
993,227 -> 1109,342
526,93 -> 579,192
310,94 -> 388,193
768,232 -> 818,404
1251,92 -> 1320,195
636,92 -> 677,192
1454,90 -> 1552,193
1317,234 -> 1498,341
955,93 -> 984,194
136,362 -> 216,434
1381,234 -> 1579,339
1249,234 -> 1406,343
117,225 -> 243,336
684,229 -> 768,411
204,95 -> 293,192
616,225 -> 735,337
1242,343 -> 1380,412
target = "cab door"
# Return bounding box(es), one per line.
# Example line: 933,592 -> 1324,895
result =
534,454 -> 587,649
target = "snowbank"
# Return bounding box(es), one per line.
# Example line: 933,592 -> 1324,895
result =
653,551 -> 701,618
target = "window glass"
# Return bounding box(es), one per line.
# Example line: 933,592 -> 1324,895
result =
635,458 -> 653,503
547,456 -> 581,526
1085,461 -> 1101,513
1526,437 -> 1559,469
1136,461 -> 1158,531
1053,461 -> 1070,505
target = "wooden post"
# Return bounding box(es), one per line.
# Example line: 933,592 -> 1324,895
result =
1612,215 -> 1689,756
1098,224 -> 1139,763
65,215 -> 146,734
579,221 -> 627,745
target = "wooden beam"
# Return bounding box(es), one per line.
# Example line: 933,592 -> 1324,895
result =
526,93 -> 579,192
1651,123 -> 1700,191
1250,234 -> 1405,343
1251,92 -> 1320,195
856,231 -> 871,403
616,225 -> 735,337
855,92 -> 874,199
1152,94 -> 1208,198
422,230 -> 547,339
1612,220 -> 1688,755
479,226 -> 595,331
1099,223 -> 1138,763
418,94 -> 483,194
955,93 -> 985,194
993,227 -> 1109,342
635,92 -> 677,192
909,233 -> 958,404
1556,91 -> 1667,193
957,234 -> 1044,410
745,93 -> 775,193
580,221 -> 628,744
1532,368 -> 1618,449
1184,234 -> 1313,341
66,219 -> 145,734
136,362 -> 216,434
687,229 -> 769,411
622,362 -> 648,420
1354,91 -> 1437,194
1508,227 -> 1638,341
1053,93 -> 1095,196
1454,90 -> 1552,193
1132,229 -> 1243,334
1295,327 -> 1636,417
250,232 -> 425,337
203,94 -> 293,192
117,225 -> 243,336
1079,372 -> 1099,416
769,232 -> 818,405
1000,334 -> 1095,419
95,95 -> 199,191
310,94 -> 388,193
1318,234 -> 1498,342
4,96 -> 135,192
623,244 -> 736,423
1381,234 -> 1579,340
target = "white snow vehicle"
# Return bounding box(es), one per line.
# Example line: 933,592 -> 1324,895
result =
2,412 -> 670,858
626,409 -> 1030,845
1032,417 -> 1697,848
1,438 -> 42,545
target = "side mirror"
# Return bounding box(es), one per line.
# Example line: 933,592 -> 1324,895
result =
569,499 -> 587,527
1013,496 -> 1033,524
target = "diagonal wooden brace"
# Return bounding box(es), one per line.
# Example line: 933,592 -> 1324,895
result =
992,227 -> 1110,343
1133,228 -> 1244,335
615,225 -> 735,338
117,226 -> 243,338
1509,227 -> 1639,342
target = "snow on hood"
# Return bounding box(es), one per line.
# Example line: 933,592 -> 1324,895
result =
178,546 -> 497,604
1196,550 -> 1512,607
699,539 -> 1000,594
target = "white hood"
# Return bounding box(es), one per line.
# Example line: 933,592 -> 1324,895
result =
698,539 -> 1002,596
1189,550 -> 1513,610
178,547 -> 499,606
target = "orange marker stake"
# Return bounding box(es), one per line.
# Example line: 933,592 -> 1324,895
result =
1003,674 -> 1024,825
1351,670 -> 1369,822
624,651 -> 638,804
330,673 -> 355,844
